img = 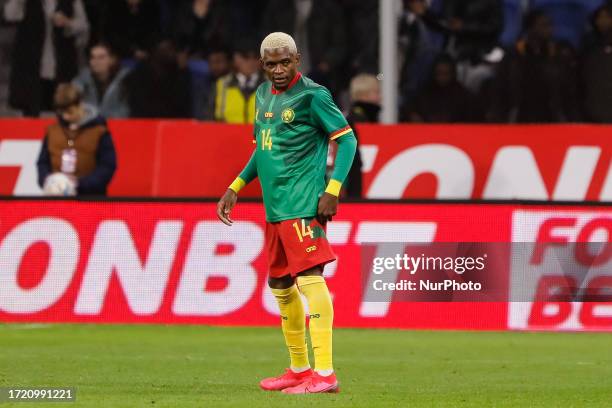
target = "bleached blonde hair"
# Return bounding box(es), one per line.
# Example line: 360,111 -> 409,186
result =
260,32 -> 298,58
350,74 -> 380,101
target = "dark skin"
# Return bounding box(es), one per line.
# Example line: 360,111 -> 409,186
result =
216,46 -> 340,289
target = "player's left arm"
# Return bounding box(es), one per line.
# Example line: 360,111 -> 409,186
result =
318,133 -> 357,223
311,88 -> 358,224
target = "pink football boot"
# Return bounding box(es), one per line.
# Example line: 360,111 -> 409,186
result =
282,372 -> 339,394
259,368 -> 313,391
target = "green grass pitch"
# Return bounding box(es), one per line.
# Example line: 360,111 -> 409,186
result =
0,324 -> 611,407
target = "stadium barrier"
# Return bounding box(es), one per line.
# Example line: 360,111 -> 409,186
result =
1,200 -> 610,332
0,120 -> 610,200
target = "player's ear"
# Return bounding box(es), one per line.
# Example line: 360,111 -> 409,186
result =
295,53 -> 301,67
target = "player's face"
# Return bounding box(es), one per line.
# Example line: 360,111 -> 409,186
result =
261,47 -> 300,90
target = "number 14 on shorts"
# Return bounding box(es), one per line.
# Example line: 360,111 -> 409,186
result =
292,219 -> 314,242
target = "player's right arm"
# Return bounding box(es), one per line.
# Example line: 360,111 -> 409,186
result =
216,151 -> 257,226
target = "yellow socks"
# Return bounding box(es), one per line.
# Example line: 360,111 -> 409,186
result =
271,285 -> 310,370
271,277 -> 334,374
297,275 -> 334,373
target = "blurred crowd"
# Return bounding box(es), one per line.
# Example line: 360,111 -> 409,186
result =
1,0 -> 612,123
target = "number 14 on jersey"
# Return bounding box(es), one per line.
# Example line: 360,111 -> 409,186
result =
261,129 -> 272,151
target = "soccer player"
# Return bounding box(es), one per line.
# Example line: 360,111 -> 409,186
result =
216,32 -> 357,394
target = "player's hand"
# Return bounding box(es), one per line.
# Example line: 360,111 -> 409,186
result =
217,189 -> 237,226
317,192 -> 338,225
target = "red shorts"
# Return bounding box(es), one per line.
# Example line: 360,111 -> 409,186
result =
265,217 -> 336,278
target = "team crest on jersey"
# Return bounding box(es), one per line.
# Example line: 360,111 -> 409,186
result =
281,108 -> 295,123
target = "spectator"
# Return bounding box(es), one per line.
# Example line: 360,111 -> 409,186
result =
224,0 -> 267,49
125,39 -> 192,118
208,40 -> 264,123
101,0 -> 161,59
400,0 -> 446,108
261,0 -> 347,95
407,0 -> 503,93
342,73 -> 380,198
172,0 -> 229,59
348,74 -> 381,124
157,0 -> 181,36
207,46 -> 231,81
189,45 -> 231,120
82,0 -> 104,46
339,0 -> 379,76
73,42 -> 131,118
490,10 -> 579,123
580,4 -> 612,123
37,83 -> 116,195
406,54 -> 481,123
3,0 -> 89,116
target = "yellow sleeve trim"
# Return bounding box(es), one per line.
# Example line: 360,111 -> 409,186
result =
325,179 -> 342,197
330,126 -> 353,141
229,177 -> 246,194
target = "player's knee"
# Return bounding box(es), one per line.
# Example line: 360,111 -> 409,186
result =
268,275 -> 294,289
297,266 -> 323,277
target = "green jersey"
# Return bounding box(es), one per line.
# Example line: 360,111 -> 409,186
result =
252,74 -> 353,222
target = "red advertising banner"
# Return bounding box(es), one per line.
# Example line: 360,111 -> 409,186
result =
1,201 -> 610,331
0,120 -> 610,200
0,119 -> 161,197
